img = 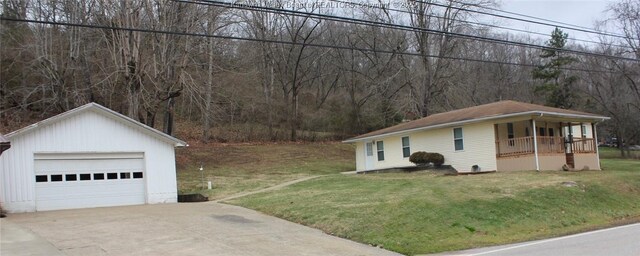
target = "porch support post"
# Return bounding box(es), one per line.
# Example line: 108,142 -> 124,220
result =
494,124 -> 500,157
532,119 -> 540,171
592,122 -> 601,170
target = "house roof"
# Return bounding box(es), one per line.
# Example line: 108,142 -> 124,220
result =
344,100 -> 609,143
5,103 -> 187,147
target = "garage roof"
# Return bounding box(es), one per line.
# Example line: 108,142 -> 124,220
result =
344,100 -> 609,142
5,103 -> 187,147
0,133 -> 9,154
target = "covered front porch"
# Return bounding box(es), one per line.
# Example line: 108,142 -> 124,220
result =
494,118 -> 599,171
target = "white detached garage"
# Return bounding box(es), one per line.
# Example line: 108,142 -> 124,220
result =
0,103 -> 186,212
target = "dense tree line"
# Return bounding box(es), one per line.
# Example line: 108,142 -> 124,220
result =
1,0 -> 639,153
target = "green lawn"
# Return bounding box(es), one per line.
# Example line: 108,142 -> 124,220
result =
599,146 -> 640,159
175,142 -> 355,200
229,158 -> 640,255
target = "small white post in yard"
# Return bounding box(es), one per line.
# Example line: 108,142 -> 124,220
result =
533,119 -> 540,171
200,164 -> 205,190
208,181 -> 212,190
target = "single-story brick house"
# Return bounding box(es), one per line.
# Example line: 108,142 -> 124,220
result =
343,100 -> 609,172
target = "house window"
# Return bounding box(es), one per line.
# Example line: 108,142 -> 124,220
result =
549,128 -> 555,137
507,123 -> 515,146
539,127 -> 546,136
525,127 -> 530,137
581,125 -> 587,138
454,128 -> 464,151
507,123 -> 514,139
376,141 -> 385,161
402,137 -> 410,158
365,142 -> 373,156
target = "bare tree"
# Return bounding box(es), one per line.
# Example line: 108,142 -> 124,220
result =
240,4 -> 282,140
97,0 -> 145,120
404,0 -> 495,116
271,4 -> 325,141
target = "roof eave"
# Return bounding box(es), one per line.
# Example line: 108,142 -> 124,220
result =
536,111 -> 610,121
5,103 -> 95,138
343,111 -> 609,143
88,104 -> 188,147
92,103 -> 187,147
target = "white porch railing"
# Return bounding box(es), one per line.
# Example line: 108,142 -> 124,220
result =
496,136 -> 595,157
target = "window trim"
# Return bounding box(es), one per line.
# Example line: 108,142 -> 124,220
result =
376,141 -> 385,161
94,173 -> 105,180
401,136 -> 410,158
453,127 -> 464,151
107,172 -> 118,180
133,172 -> 144,179
50,174 -> 63,182
79,173 -> 92,181
120,172 -> 131,179
65,174 -> 77,181
35,175 -> 48,183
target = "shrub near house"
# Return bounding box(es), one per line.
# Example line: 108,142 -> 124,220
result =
409,151 -> 445,167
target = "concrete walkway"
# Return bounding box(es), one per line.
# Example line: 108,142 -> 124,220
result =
215,175 -> 325,202
4,202 -> 401,256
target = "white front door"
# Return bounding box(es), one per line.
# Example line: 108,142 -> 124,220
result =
34,153 -> 146,211
365,142 -> 374,170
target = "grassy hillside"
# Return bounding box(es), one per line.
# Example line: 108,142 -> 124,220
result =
229,158 -> 640,255
175,142 -> 355,200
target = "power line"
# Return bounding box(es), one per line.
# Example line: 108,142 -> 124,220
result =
442,0 -> 614,35
181,0 -> 639,62
327,0 -> 631,49
412,0 -> 636,41
0,17 -> 620,74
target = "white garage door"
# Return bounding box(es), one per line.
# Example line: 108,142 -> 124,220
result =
34,153 -> 146,211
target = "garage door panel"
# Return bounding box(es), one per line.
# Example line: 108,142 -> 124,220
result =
36,195 -> 144,211
34,154 -> 146,211
36,182 -> 144,199
35,158 -> 144,173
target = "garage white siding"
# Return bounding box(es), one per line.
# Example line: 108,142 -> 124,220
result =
0,104 -> 184,213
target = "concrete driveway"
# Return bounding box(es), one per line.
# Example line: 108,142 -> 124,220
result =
2,202 -> 400,256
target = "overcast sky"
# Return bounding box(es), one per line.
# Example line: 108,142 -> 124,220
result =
497,0 -> 616,44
